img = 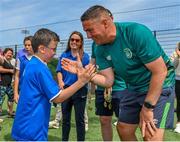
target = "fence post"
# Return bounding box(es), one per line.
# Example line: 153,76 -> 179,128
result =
15,44 -> 17,58
153,30 -> 157,38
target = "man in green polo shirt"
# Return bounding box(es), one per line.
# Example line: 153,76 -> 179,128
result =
61,5 -> 175,141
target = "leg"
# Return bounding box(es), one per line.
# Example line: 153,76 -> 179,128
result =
0,86 -> 6,114
74,97 -> 86,141
61,98 -> 72,141
95,90 -> 114,141
117,122 -> 138,141
100,116 -> 113,141
84,108 -> 88,131
6,85 -> 14,116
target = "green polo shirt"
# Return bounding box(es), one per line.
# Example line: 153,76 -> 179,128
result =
95,22 -> 175,93
91,42 -> 127,91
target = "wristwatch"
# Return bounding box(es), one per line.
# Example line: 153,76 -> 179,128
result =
143,101 -> 155,109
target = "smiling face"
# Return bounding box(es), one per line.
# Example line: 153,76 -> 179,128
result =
69,34 -> 82,50
3,49 -> 13,61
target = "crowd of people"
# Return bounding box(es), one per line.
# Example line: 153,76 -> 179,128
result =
0,4 -> 179,141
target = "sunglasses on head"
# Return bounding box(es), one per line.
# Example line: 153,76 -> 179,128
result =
70,38 -> 81,42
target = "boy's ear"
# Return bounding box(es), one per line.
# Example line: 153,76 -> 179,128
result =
38,45 -> 45,53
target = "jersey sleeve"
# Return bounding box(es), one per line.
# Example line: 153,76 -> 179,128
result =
39,67 -> 61,102
128,24 -> 162,64
95,47 -> 112,71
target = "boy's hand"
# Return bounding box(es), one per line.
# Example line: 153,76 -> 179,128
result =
77,64 -> 96,85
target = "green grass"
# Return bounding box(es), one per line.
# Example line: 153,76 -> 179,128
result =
0,96 -> 180,141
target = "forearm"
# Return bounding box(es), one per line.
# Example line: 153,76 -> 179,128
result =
90,73 -> 113,88
52,80 -> 85,103
0,67 -> 13,73
14,76 -> 19,95
145,70 -> 167,105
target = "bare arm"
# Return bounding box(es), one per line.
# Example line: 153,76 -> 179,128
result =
140,56 -> 167,138
0,66 -> 14,74
52,63 -> 96,103
90,67 -> 114,88
57,72 -> 64,89
14,69 -> 20,103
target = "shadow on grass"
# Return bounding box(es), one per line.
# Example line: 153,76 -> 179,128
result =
4,133 -> 14,141
48,135 -> 61,141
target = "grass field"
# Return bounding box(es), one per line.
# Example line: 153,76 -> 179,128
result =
0,96 -> 180,141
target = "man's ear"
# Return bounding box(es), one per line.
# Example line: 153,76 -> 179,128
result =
38,45 -> 45,54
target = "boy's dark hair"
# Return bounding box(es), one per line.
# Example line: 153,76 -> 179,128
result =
23,36 -> 33,44
81,5 -> 111,21
32,28 -> 60,53
3,48 -> 13,55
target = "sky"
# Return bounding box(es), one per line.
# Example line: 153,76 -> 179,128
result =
0,0 -> 180,47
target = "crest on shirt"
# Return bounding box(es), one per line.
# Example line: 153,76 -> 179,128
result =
106,55 -> 112,61
124,48 -> 132,59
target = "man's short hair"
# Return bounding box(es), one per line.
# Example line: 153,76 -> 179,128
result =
81,5 -> 111,21
32,28 -> 60,53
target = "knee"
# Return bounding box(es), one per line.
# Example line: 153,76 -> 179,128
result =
117,122 -> 136,136
100,116 -> 111,126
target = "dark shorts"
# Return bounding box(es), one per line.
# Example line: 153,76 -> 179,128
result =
95,90 -> 125,117
118,87 -> 175,129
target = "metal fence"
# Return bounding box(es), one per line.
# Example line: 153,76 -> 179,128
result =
0,28 -> 180,58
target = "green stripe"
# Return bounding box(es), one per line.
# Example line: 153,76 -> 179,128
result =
160,102 -> 170,128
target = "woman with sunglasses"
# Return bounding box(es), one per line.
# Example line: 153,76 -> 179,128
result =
56,31 -> 89,141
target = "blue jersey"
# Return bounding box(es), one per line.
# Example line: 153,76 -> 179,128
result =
11,56 -> 61,141
56,51 -> 89,86
18,55 -> 30,88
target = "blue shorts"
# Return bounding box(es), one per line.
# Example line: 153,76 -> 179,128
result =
118,87 -> 175,129
95,90 -> 125,117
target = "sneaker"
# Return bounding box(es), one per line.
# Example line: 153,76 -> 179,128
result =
113,121 -> 118,126
49,120 -> 59,129
0,119 -> 3,123
7,111 -> 15,118
174,123 -> 180,133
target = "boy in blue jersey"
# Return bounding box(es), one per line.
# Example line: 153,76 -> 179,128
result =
14,36 -> 33,103
61,5 -> 175,141
11,28 -> 95,141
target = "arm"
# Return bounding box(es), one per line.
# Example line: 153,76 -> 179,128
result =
52,64 -> 95,103
57,72 -> 64,89
170,48 -> 180,68
14,69 -> 20,103
61,58 -> 114,88
140,56 -> 167,137
90,67 -> 114,88
0,66 -> 14,74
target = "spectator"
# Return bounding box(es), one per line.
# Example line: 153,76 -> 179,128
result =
13,36 -> 33,103
170,42 -> 180,133
0,48 -> 15,117
56,31 -> 89,141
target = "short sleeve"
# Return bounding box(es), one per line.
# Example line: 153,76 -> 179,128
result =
128,24 -> 162,64
39,67 -> 61,101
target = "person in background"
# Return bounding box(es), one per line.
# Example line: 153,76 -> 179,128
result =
170,42 -> 180,133
16,36 -> 32,59
56,31 -> 89,141
11,28 -> 95,141
91,40 -> 127,141
0,48 -> 15,118
13,36 -> 33,103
